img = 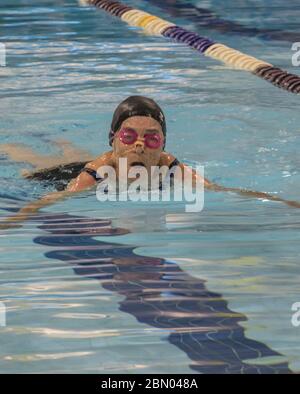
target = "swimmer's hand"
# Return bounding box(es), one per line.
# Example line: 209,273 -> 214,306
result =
206,184 -> 300,208
0,211 -> 31,230
0,190 -> 74,230
0,220 -> 22,230
284,200 -> 300,208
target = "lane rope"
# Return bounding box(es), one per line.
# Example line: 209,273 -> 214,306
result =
80,0 -> 300,94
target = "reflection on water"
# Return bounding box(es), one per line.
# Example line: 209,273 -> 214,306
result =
31,212 -> 290,374
146,0 -> 300,42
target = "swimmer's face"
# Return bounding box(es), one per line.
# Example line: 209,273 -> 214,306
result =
112,116 -> 164,174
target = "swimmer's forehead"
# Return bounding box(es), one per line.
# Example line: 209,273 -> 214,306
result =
120,116 -> 163,132
122,127 -> 161,133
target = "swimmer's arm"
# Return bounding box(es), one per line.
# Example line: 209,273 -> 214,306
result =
0,172 -> 97,229
1,153 -> 113,228
66,170 -> 97,192
179,163 -> 216,189
0,190 -> 72,229
182,164 -> 300,208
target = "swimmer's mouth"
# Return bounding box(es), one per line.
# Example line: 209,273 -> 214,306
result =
130,161 -> 146,167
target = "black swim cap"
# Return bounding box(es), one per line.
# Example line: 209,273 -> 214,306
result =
109,95 -> 167,148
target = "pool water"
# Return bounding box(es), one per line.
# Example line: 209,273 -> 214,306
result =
0,0 -> 300,374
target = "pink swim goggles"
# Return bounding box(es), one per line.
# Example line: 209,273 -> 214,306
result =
118,128 -> 163,149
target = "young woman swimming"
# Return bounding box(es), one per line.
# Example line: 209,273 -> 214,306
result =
1,95 -> 299,229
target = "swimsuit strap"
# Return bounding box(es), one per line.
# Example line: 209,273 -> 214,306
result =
81,158 -> 180,181
168,158 -> 180,169
80,167 -> 99,181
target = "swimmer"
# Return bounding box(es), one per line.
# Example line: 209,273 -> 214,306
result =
1,95 -> 299,229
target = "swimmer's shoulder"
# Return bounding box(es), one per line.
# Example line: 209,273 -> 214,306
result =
84,151 -> 114,170
159,151 -> 181,168
67,151 -> 114,190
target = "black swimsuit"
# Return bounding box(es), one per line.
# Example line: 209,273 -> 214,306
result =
26,158 -> 181,191
25,161 -> 91,191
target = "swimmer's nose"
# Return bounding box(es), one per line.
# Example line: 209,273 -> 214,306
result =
134,139 -> 145,154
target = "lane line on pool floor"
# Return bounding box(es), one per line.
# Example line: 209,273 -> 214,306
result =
30,212 -> 292,374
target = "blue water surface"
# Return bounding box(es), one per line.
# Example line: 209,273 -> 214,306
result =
0,0 -> 300,374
